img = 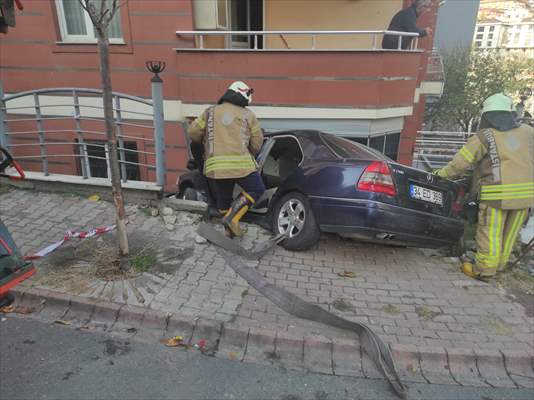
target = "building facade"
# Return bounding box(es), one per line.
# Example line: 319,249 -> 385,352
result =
474,0 -> 534,57
0,0 -> 442,191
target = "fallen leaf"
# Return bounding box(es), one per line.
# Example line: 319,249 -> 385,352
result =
14,306 -> 35,314
406,363 -> 418,373
337,271 -> 357,278
54,320 -> 72,326
228,351 -> 238,360
88,194 -> 101,202
0,305 -> 15,313
164,336 -> 184,347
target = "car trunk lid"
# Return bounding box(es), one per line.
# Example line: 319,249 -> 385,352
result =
389,163 -> 463,217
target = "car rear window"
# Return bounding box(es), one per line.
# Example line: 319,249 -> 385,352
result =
320,134 -> 383,160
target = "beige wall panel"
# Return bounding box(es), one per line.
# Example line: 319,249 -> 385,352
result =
265,0 -> 402,49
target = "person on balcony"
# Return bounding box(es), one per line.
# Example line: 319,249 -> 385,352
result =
435,93 -> 534,280
188,81 -> 265,238
382,0 -> 432,50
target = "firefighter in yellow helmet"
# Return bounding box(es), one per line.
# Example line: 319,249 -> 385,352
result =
435,93 -> 534,279
188,81 -> 265,238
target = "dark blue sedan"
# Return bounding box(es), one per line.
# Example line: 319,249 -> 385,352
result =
178,130 -> 465,251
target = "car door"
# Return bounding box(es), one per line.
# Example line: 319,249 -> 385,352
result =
249,137 -> 277,214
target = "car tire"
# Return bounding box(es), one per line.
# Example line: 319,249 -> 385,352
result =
272,191 -> 320,251
182,187 -> 198,201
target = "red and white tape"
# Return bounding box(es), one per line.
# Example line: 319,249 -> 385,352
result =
24,225 -> 116,260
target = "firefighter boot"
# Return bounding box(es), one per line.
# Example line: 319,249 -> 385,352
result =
221,192 -> 254,238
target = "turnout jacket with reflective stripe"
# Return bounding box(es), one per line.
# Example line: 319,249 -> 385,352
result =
437,124 -> 534,210
188,102 -> 263,179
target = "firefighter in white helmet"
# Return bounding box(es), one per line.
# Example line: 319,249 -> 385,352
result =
435,93 -> 534,279
188,81 -> 265,237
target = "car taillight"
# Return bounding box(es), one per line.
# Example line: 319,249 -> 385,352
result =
357,161 -> 396,197
452,186 -> 465,214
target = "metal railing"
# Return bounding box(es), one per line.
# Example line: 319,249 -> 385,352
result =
0,85 -> 166,186
175,30 -> 420,51
412,130 -> 472,171
426,49 -> 445,82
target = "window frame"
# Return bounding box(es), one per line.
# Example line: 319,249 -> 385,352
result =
55,0 -> 124,44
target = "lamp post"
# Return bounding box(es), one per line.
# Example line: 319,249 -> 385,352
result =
146,61 -> 166,187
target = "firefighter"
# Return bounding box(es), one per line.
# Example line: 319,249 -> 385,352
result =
435,93 -> 534,279
188,81 -> 265,238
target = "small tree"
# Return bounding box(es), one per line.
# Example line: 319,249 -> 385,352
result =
426,47 -> 534,132
79,0 -> 129,260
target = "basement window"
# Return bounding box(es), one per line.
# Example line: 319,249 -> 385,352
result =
55,0 -> 123,43
78,141 -> 140,181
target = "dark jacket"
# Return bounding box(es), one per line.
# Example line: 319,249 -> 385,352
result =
382,5 -> 427,50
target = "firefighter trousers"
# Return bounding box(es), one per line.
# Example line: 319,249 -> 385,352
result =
475,203 -> 529,277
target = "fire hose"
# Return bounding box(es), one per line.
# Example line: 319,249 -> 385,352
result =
197,223 -> 408,399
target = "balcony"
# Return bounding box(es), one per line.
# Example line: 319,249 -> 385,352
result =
174,30 -> 425,131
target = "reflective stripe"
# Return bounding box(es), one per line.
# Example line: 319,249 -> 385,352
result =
196,116 -> 206,129
482,182 -> 534,189
437,168 -> 448,178
503,210 -> 526,258
475,252 -> 500,270
481,193 -> 534,200
481,183 -> 534,193
480,183 -> 534,200
489,207 -> 503,258
205,155 -> 256,173
481,188 -> 533,194
460,147 -> 475,163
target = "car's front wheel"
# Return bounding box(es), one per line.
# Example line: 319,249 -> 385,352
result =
272,192 -> 320,251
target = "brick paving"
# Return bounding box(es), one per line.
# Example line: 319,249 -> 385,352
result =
1,187 -> 533,385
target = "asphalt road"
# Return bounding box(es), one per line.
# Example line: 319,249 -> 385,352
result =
1,316 -> 533,400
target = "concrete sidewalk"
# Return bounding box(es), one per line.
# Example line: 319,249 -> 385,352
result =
1,187 -> 533,388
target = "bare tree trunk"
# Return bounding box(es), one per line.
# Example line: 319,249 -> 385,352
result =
96,30 -> 129,259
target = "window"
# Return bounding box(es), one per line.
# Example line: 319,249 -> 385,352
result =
56,0 -> 123,43
320,134 -> 383,160
79,141 -> 140,181
217,0 -> 229,29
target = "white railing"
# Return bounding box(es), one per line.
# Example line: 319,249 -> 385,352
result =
175,30 -> 420,51
412,131 -> 474,171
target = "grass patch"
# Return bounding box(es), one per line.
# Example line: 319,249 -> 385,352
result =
130,250 -> 157,273
383,304 -> 400,315
415,305 -> 443,320
332,298 -> 353,312
484,318 -> 511,336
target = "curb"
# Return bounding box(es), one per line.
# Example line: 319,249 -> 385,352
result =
9,287 -> 534,389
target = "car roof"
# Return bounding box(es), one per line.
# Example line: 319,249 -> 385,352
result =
264,130 -> 323,139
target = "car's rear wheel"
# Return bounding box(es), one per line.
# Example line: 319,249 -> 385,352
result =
272,192 -> 320,251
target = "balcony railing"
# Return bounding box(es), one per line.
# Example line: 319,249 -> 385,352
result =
175,30 -> 420,52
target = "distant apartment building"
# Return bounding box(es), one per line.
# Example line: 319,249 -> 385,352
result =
474,0 -> 534,57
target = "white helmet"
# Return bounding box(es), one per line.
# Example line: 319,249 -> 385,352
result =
228,81 -> 253,104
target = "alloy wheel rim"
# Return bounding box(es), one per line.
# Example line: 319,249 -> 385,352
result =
277,198 -> 305,238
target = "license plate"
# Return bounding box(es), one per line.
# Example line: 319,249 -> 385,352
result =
409,184 -> 443,206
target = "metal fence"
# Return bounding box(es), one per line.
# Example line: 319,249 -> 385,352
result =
0,83 -> 166,186
174,29 -> 420,51
412,130 -> 472,171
